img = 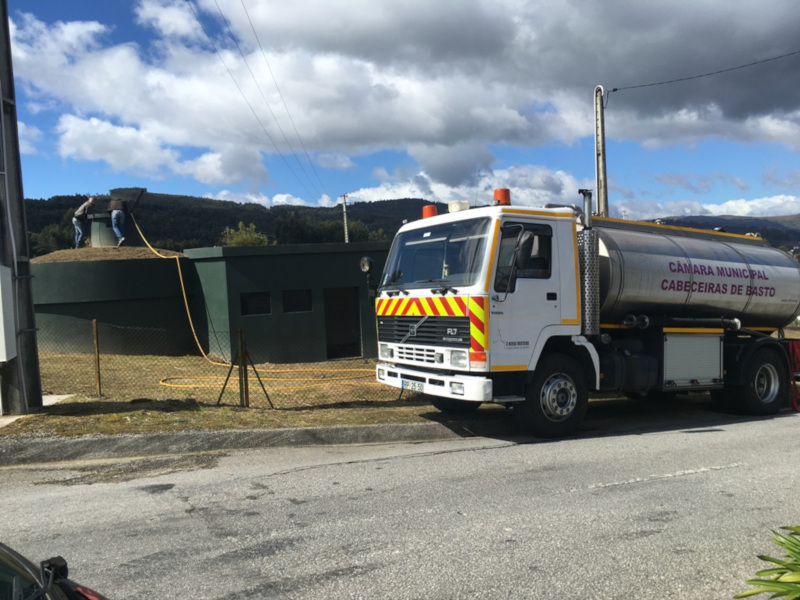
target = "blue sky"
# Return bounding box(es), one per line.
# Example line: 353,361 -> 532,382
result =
8,0 -> 800,220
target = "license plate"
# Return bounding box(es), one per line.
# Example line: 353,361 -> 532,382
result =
402,379 -> 424,392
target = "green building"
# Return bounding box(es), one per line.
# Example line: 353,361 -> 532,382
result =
32,242 -> 389,364
185,242 -> 388,363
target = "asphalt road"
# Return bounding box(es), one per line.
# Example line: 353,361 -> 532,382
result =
1,401 -> 798,599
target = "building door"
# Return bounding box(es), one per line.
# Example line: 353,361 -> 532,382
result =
324,287 -> 361,359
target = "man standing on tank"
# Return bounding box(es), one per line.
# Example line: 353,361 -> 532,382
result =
72,196 -> 94,248
107,196 -> 128,246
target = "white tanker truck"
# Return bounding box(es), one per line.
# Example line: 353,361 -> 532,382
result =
366,86 -> 800,438
366,186 -> 800,438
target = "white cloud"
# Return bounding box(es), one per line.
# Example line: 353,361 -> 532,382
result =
346,164 -> 591,210
704,195 -> 800,217
408,143 -> 495,188
173,146 -> 271,187
612,195 -> 800,221
16,121 -> 42,155
56,115 -> 178,173
272,193 -> 308,206
134,0 -> 203,40
213,189 -> 272,207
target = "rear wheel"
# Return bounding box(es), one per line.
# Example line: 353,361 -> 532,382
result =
739,347 -> 788,415
514,354 -> 588,438
430,397 -> 481,414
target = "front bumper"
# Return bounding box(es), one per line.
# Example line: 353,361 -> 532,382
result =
376,363 -> 492,402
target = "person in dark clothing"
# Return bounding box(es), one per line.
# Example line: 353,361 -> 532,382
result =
72,196 -> 95,248
107,197 -> 128,246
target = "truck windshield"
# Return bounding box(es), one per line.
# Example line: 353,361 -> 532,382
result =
380,218 -> 490,290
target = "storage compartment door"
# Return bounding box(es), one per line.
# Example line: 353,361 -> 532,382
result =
663,333 -> 722,388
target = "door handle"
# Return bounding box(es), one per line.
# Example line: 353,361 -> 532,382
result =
547,292 -> 557,301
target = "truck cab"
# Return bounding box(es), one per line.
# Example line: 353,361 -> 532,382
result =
374,196 -> 594,437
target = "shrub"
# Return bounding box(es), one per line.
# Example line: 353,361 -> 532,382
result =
736,526 -> 800,599
220,222 -> 269,246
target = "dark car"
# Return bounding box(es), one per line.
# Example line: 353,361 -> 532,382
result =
0,542 -> 108,600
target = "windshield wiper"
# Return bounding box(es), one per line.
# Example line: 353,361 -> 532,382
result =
381,283 -> 409,297
419,279 -> 460,295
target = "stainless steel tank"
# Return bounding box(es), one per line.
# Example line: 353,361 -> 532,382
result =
597,227 -> 800,327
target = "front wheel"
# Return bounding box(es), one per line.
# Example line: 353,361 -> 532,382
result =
739,347 -> 788,415
514,354 -> 588,438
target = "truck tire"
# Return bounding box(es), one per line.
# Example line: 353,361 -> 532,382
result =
739,347 -> 788,415
430,397 -> 481,414
515,354 -> 588,438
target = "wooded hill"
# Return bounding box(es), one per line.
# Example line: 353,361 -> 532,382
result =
23,190 -> 800,258
25,191 -> 448,256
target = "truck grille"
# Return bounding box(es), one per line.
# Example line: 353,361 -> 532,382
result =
377,316 -> 470,348
395,346 -> 439,363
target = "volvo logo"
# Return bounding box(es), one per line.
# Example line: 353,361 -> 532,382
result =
399,315 -> 429,344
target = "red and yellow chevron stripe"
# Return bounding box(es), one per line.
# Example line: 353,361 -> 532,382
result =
376,295 -> 488,353
375,296 -> 466,317
468,296 -> 487,352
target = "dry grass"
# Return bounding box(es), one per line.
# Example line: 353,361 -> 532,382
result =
9,328 -> 799,438
4,354 -> 509,437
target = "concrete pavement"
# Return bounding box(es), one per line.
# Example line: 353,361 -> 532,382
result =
0,394 -> 70,428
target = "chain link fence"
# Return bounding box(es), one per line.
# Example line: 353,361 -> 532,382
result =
36,316 -> 398,410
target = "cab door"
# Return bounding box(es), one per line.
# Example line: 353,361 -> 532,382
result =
488,220 -> 562,370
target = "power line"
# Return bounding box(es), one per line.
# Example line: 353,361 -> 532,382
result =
214,0 -> 325,198
610,48 -> 800,93
239,0 -> 330,199
182,0 -> 317,199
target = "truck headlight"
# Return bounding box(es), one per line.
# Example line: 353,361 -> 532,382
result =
450,350 -> 468,369
379,344 -> 393,360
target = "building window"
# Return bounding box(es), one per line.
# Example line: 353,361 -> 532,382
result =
241,292 -> 271,316
283,289 -> 312,313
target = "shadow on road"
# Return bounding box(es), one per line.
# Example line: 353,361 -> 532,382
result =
422,392 -> 798,444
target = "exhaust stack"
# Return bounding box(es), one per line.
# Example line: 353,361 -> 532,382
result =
594,85 -> 608,217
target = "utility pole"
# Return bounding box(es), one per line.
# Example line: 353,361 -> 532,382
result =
0,0 -> 42,414
340,193 -> 349,243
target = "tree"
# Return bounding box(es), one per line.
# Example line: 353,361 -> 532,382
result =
274,211 -> 311,244
347,220 -> 387,242
220,222 -> 269,247
314,220 -> 345,242
30,222 -> 72,256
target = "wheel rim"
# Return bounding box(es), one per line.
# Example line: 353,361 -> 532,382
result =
539,373 -> 578,422
754,363 -> 780,404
